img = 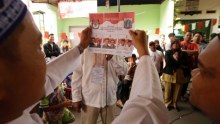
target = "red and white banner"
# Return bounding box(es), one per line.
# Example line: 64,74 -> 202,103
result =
58,0 -> 97,19
88,12 -> 135,57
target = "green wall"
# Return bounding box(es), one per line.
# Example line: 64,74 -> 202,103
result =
160,0 -> 174,35
59,5 -> 161,35
59,18 -> 89,35
98,5 -> 160,31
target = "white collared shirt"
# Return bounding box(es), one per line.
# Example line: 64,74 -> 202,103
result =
71,50 -> 128,108
149,50 -> 164,73
113,55 -> 168,124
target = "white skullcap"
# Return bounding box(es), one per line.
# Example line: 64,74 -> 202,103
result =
0,0 -> 27,42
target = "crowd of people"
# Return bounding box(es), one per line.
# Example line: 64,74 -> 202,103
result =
1,0 -> 220,124
145,31 -> 209,111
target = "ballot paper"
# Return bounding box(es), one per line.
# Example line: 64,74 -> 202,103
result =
88,12 -> 135,57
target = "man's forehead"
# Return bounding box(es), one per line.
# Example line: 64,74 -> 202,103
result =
186,32 -> 191,35
199,37 -> 220,70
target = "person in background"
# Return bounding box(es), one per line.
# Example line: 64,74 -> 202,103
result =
190,34 -> 220,123
116,75 -> 125,108
192,32 -> 208,53
180,31 -> 198,51
43,34 -> 61,58
200,33 -> 208,52
0,0 -> 92,123
180,31 -> 199,100
166,33 -> 176,51
114,31 -> 220,123
61,40 -> 70,53
42,85 -> 75,124
149,41 -> 164,76
71,51 -> 128,124
154,39 -> 164,54
192,32 -> 202,51
113,30 -> 168,124
159,34 -> 166,51
1,1 -> 219,123
117,54 -> 137,108
162,40 -> 189,111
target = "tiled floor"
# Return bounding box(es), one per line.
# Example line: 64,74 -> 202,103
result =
71,101 -> 213,124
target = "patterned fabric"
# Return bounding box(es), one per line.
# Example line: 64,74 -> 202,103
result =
0,0 -> 27,42
46,90 -> 66,122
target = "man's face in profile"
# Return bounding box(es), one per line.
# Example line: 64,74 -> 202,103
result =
0,11 -> 46,122
190,36 -> 220,122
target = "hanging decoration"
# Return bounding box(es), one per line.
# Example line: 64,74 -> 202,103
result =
44,31 -> 49,39
184,24 -> 189,32
205,20 -> 210,28
155,28 -> 160,34
191,23 -> 196,30
198,21 -> 203,29
61,32 -> 67,39
176,19 -> 212,32
212,19 -> 217,26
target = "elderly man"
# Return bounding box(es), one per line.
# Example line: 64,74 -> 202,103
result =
1,0 -> 220,124
0,0 -> 91,123
190,34 -> 220,123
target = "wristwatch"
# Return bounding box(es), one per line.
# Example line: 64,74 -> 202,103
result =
77,45 -> 84,54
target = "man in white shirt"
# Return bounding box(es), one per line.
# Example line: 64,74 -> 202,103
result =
112,30 -> 168,124
0,0 -> 92,123
71,52 -> 128,124
159,34 -> 166,51
149,41 -> 164,75
2,0 -> 219,123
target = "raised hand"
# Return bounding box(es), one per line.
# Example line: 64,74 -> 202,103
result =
79,27 -> 92,49
129,30 -> 148,58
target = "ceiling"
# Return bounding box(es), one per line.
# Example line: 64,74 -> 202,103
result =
31,0 -> 58,6
98,0 -> 165,6
31,0 -> 165,6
